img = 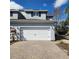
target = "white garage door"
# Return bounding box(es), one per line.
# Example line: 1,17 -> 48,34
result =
21,27 -> 51,40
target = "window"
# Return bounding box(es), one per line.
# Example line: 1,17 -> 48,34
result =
39,12 -> 41,17
10,12 -> 13,16
31,12 -> 33,17
31,12 -> 40,17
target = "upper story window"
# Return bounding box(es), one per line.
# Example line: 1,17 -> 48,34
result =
10,12 -> 13,16
31,12 -> 41,17
10,11 -> 18,19
39,12 -> 41,17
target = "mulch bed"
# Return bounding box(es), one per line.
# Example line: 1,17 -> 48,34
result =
10,40 -> 21,45
56,42 -> 69,55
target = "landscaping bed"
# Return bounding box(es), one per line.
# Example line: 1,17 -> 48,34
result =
10,40 -> 21,45
56,41 -> 69,55
57,42 -> 69,51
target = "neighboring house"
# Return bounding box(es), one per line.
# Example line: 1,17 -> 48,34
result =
10,9 -> 56,41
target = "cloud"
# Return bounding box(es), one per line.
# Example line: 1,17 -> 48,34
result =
54,0 -> 68,8
10,1 -> 24,9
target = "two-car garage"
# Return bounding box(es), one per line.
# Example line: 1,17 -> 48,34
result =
20,26 -> 55,40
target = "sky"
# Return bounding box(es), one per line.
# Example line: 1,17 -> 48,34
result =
10,0 -> 69,20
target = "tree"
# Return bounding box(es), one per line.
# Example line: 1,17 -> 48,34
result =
53,7 -> 61,21
54,7 -> 69,35
53,7 -> 62,28
64,6 -> 69,26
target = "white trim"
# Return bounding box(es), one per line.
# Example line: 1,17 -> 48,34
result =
20,11 -> 27,19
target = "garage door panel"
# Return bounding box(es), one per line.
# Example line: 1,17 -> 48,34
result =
21,27 -> 51,40
23,30 -> 35,40
35,30 -> 50,40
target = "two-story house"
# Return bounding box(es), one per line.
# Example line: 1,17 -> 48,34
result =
10,9 -> 56,41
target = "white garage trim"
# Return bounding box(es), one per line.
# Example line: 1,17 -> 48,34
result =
50,26 -> 55,41
20,26 -> 55,40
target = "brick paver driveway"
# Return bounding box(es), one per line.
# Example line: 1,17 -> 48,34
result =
10,41 -> 68,59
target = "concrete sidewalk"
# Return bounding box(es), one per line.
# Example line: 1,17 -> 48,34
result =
10,41 -> 68,59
